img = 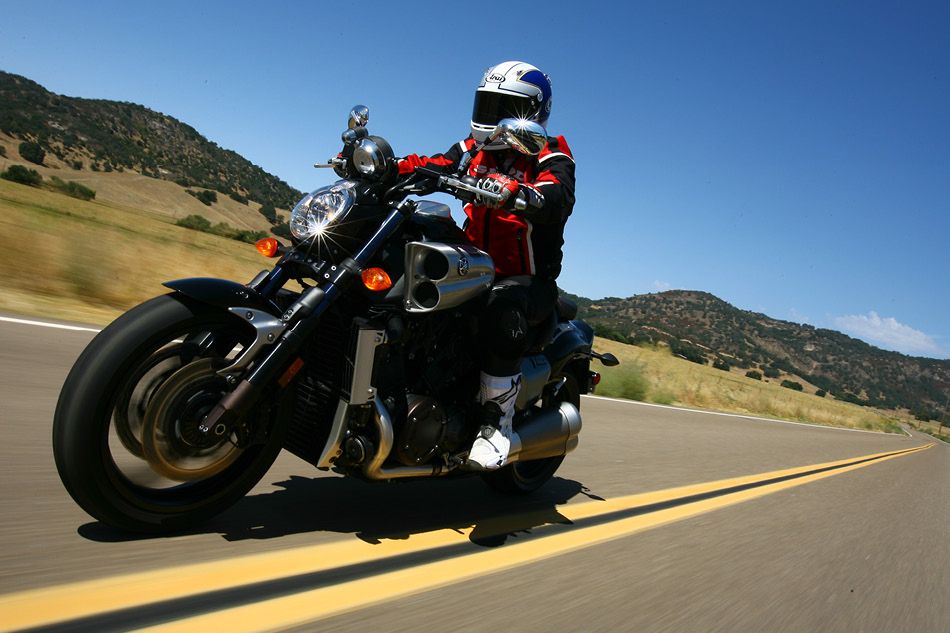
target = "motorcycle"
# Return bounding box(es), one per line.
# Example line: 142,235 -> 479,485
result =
52,106 -> 619,532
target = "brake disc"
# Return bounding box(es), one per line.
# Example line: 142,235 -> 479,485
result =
140,358 -> 243,482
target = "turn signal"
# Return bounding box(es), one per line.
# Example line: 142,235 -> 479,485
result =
255,238 -> 280,258
361,267 -> 393,292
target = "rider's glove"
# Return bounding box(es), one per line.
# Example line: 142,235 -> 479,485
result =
475,174 -> 520,209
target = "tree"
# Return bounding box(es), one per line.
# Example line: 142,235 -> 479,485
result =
745,370 -> 763,381
815,389 -> 826,397
781,380 -> 804,391
18,141 -> 45,165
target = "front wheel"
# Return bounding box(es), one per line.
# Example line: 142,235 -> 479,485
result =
481,373 -> 580,494
53,294 -> 293,533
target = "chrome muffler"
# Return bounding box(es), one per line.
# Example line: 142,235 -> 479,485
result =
508,402 -> 582,463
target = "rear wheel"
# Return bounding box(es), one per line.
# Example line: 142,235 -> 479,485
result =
53,294 -> 293,533
481,373 -> 580,494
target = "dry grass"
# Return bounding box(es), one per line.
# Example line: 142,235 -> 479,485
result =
0,179 -> 271,324
593,337 -> 907,434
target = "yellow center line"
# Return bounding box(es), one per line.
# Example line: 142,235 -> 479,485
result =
0,444 -> 931,632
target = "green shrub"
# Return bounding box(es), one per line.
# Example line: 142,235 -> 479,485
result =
745,370 -> 763,380
258,203 -> 277,223
0,146 -> 6,157
18,141 -> 45,165
815,389 -> 826,398
271,222 -> 292,239
713,358 -> 730,371
71,159 -> 83,170
233,229 -> 269,244
187,189 -> 218,206
763,367 -> 780,378
1,164 -> 43,186
781,380 -> 804,391
62,180 -> 95,200
175,214 -> 212,231
599,364 -> 649,401
48,176 -> 96,200
229,191 -> 249,205
209,222 -> 235,238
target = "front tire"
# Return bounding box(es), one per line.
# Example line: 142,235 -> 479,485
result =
481,373 -> 580,494
53,294 -> 292,533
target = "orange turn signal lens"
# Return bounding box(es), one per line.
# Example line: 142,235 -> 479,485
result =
361,267 -> 393,292
255,238 -> 280,258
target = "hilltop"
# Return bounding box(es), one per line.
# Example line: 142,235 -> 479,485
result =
566,289 -> 950,420
0,71 -> 302,211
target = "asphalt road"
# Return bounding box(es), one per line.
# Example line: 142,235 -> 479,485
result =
0,315 -> 947,632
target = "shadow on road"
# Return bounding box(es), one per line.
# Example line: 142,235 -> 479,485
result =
78,474 -> 604,548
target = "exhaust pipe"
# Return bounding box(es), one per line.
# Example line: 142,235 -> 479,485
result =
364,397 -> 444,480
363,397 -> 581,480
508,402 -> 582,463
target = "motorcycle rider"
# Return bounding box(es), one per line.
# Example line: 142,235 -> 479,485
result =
398,61 -> 576,470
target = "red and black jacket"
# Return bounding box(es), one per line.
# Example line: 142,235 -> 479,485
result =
399,135 -> 575,280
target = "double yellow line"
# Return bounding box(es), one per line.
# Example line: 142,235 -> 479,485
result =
0,444 -> 931,632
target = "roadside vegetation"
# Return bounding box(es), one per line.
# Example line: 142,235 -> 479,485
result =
0,178 -> 271,323
0,179 -> 920,436
2,164 -> 96,200
593,337 -> 906,434
175,213 -> 268,244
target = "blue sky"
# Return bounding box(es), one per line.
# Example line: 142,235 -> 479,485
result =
1,1 -> 948,358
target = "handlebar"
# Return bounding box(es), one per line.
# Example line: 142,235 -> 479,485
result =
413,166 -> 527,211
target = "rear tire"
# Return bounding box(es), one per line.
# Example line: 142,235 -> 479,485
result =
481,373 -> 580,494
53,294 -> 292,533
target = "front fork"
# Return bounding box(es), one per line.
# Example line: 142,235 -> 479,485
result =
197,200 -> 415,438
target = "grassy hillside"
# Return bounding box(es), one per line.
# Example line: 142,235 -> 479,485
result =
0,178 -> 270,324
0,132 -> 284,234
593,337 -> 905,434
567,289 -> 950,420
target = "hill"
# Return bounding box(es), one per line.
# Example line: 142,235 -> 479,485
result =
0,71 -> 302,211
567,289 -> 950,420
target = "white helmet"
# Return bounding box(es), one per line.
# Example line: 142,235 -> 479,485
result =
471,61 -> 553,146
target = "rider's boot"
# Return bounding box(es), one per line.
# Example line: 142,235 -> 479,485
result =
466,372 -> 521,471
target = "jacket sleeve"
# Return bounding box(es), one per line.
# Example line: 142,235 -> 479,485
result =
397,140 -> 467,175
517,135 -> 576,224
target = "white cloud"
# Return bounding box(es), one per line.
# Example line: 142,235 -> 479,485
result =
834,311 -> 943,357
652,280 -> 671,292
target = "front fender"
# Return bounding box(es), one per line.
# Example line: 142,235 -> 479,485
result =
163,278 -> 280,314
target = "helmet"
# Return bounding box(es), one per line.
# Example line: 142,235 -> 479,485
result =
471,61 -> 552,147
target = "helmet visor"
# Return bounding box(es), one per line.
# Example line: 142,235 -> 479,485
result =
472,91 -> 538,127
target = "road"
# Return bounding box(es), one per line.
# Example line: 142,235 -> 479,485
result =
0,315 -> 947,632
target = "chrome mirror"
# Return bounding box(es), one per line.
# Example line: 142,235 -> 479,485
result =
495,118 -> 548,155
348,105 -> 369,129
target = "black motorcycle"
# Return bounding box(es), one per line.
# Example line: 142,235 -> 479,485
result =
52,107 -> 618,532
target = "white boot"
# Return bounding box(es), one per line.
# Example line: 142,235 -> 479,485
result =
467,372 -> 521,470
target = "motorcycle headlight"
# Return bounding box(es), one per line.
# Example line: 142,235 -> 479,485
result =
289,181 -> 356,241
